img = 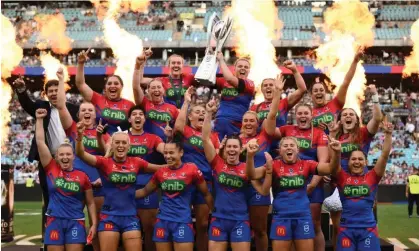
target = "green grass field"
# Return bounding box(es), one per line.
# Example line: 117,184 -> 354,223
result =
6,202 -> 419,249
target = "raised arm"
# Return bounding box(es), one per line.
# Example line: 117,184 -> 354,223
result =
336,47 -> 363,106
216,52 -> 239,87
12,77 -> 37,117
202,99 -> 217,163
133,55 -> 146,105
135,180 -> 158,198
374,122 -> 393,177
283,60 -> 307,107
174,87 -> 193,134
196,180 -> 214,211
76,50 -> 94,102
139,47 -> 153,88
317,136 -> 341,176
75,122 -> 97,166
96,119 -> 109,154
263,74 -> 284,136
56,68 -> 73,130
251,152 -> 273,196
366,85 -> 383,134
35,109 -> 52,167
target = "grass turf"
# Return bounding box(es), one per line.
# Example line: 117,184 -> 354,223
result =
8,202 -> 419,248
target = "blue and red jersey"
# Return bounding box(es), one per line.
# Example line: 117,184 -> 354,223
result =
211,155 -> 249,221
335,168 -> 381,228
91,92 -> 135,135
141,97 -> 179,142
45,159 -> 91,219
271,159 -> 318,219
151,163 -> 204,223
279,125 -> 328,162
65,121 -> 110,183
312,97 -> 343,128
159,73 -> 194,108
240,128 -> 272,167
215,78 -> 255,123
338,126 -> 374,172
127,131 -> 163,186
181,125 -> 220,181
95,156 -> 149,216
250,99 -> 289,127
65,121 -> 111,155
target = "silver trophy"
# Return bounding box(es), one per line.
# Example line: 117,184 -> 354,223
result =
195,13 -> 233,86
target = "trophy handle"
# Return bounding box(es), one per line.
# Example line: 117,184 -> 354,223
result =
207,13 -> 220,50
215,16 -> 233,52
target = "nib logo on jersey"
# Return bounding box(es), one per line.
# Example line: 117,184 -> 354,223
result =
82,136 -> 98,149
341,143 -> 360,153
55,178 -> 81,193
296,138 -> 311,149
279,175 -> 305,190
109,172 -> 137,186
102,108 -> 126,121
188,136 -> 203,148
218,173 -> 244,190
128,145 -> 148,156
257,110 -> 280,121
221,88 -> 239,98
147,111 -> 172,123
312,112 -> 334,127
166,87 -> 187,98
160,180 -> 186,197
343,185 -> 370,198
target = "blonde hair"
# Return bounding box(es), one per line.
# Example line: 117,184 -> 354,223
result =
234,57 -> 251,67
278,136 -> 299,149
56,142 -> 74,153
240,111 -> 259,134
168,54 -> 184,65
104,132 -> 130,158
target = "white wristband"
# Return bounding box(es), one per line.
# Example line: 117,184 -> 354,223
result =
371,94 -> 379,103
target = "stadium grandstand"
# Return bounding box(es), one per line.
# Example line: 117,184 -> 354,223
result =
1,0 -> 419,251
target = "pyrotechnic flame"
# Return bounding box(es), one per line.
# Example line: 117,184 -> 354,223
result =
314,0 -> 375,115
403,19 -> 419,78
227,0 -> 283,104
35,13 -> 72,54
1,14 -> 23,145
97,0 -> 149,102
40,52 -> 70,83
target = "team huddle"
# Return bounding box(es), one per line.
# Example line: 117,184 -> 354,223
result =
12,47 -> 393,251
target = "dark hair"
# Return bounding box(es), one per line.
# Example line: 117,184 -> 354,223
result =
295,103 -> 312,113
44,80 -> 59,92
309,81 -> 329,94
349,150 -> 367,160
165,140 -> 184,151
106,75 -> 124,86
128,105 -> 145,118
219,134 -> 243,159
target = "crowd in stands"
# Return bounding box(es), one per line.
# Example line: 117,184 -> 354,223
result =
2,84 -> 418,185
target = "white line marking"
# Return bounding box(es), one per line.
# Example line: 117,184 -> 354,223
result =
1,235 -> 26,246
15,212 -> 41,216
16,235 -> 42,246
388,238 -> 408,250
409,238 -> 419,247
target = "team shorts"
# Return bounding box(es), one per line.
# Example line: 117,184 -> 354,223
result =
214,118 -> 241,140
270,217 -> 315,241
153,219 -> 195,243
308,186 -> 325,204
135,185 -> 159,209
44,216 -> 86,245
209,217 -> 251,243
192,181 -> 212,205
336,226 -> 380,251
247,185 -> 271,206
98,214 -> 141,233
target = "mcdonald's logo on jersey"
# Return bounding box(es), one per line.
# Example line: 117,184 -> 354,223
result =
212,227 -> 221,237
276,226 -> 286,236
342,237 -> 351,248
50,230 -> 60,241
156,228 -> 165,238
104,223 -> 113,230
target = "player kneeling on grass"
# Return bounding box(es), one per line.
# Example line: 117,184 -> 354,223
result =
246,136 -> 341,251
135,141 -> 214,251
35,108 -> 97,251
332,121 -> 393,251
